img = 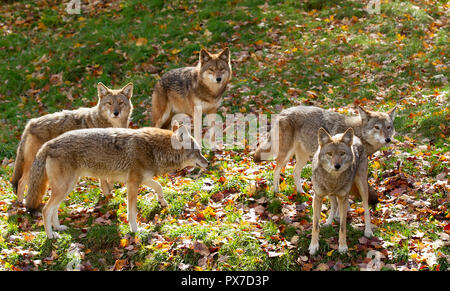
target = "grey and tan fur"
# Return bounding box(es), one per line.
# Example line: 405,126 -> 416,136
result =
309,127 -> 370,255
25,123 -> 208,239
11,82 -> 134,203
253,105 -> 396,202
151,48 -> 232,129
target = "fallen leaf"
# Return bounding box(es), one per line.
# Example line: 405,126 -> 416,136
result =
135,37 -> 147,46
193,241 -> 210,256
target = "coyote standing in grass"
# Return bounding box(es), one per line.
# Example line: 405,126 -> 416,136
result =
25,122 -> 209,238
253,105 -> 396,200
151,48 -> 232,129
309,127 -> 370,255
11,82 -> 134,203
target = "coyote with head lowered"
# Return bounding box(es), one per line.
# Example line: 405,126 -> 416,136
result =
11,82 -> 133,203
151,48 -> 232,129
253,105 -> 396,202
25,122 -> 209,239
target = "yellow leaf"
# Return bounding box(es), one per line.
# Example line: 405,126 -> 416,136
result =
327,249 -> 335,256
170,48 -> 181,55
37,22 -> 46,30
194,266 -> 204,271
373,161 -> 381,170
396,33 -> 406,41
135,37 -> 147,47
120,238 -> 129,248
279,180 -> 287,191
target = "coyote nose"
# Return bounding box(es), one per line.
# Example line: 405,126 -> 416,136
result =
113,111 -> 119,116
385,138 -> 391,143
216,77 -> 222,82
334,164 -> 341,170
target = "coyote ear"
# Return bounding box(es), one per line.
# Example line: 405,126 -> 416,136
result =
219,47 -> 230,63
171,120 -> 180,132
200,49 -> 211,65
121,82 -> 133,99
387,106 -> 397,120
97,82 -> 109,99
341,128 -> 354,147
357,106 -> 371,122
318,128 -> 332,147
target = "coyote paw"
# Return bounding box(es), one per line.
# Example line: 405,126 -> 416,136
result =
47,231 -> 60,240
129,223 -> 139,233
54,225 -> 69,231
309,243 -> 319,255
338,245 -> 348,254
364,229 -> 373,238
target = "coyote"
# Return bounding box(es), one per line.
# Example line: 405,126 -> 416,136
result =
25,122 -> 209,238
11,82 -> 134,203
309,128 -> 370,254
151,48 -> 232,129
253,105 -> 396,199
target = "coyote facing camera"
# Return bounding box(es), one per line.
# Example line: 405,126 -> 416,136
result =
11,82 -> 134,203
151,48 -> 232,129
309,127 -> 371,255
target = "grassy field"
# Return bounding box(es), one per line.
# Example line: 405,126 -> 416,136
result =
0,0 -> 448,271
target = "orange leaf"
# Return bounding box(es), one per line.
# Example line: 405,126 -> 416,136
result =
255,39 -> 264,46
120,238 -> 129,248
355,207 -> 365,215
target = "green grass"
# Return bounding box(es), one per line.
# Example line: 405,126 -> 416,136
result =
0,0 -> 449,271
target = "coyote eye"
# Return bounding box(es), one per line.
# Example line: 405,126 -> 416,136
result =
340,152 -> 346,156
107,101 -> 112,106
326,152 -> 332,157
387,126 -> 391,130
374,125 -> 380,130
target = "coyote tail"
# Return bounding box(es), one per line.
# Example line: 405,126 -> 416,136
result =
24,144 -> 49,213
10,126 -> 32,193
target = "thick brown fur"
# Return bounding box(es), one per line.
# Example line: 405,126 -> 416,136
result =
253,105 -> 396,207
309,128 -> 372,254
11,82 -> 133,203
24,124 -> 208,238
151,48 -> 232,129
